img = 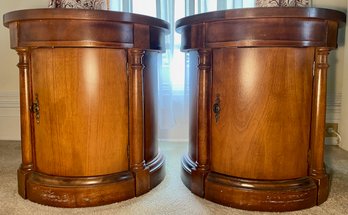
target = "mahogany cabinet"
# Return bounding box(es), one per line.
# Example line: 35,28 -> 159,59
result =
176,8 -> 345,212
3,9 -> 169,207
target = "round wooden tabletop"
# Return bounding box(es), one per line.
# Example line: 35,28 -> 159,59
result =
176,7 -> 346,30
176,7 -> 346,50
4,8 -> 169,30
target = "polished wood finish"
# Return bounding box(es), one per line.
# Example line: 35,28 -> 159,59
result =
310,48 -> 331,204
177,7 -> 345,50
211,47 -> 314,180
191,49 -> 212,197
142,52 -> 166,188
4,9 -> 167,50
31,48 -> 129,176
128,49 -> 150,196
205,173 -> 317,211
16,49 -> 33,198
4,9 -> 169,207
27,172 -> 135,207
177,8 -> 345,212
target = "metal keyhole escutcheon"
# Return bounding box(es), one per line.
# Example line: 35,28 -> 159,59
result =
32,94 -> 40,124
213,94 -> 221,123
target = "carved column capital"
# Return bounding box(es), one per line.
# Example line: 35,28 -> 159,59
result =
315,47 -> 330,69
198,49 -> 211,71
128,49 -> 145,68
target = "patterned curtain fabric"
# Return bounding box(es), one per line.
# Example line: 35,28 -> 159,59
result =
48,0 -> 108,10
109,0 -> 132,12
256,0 -> 310,7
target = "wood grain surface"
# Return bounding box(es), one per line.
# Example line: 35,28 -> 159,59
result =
177,7 -> 345,211
211,47 -> 314,180
31,48 -> 129,176
4,9 -> 169,207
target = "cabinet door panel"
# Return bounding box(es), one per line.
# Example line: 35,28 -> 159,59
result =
211,47 -> 314,180
31,48 -> 129,177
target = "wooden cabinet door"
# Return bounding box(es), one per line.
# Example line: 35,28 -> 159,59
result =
211,47 -> 314,180
31,48 -> 129,177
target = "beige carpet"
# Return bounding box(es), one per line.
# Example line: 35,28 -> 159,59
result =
0,140 -> 347,215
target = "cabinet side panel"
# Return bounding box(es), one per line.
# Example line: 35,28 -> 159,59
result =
31,48 -> 129,176
188,51 -> 199,162
211,47 -> 314,180
143,51 -> 158,162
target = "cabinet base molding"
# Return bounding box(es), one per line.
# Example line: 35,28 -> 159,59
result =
181,154 -> 208,197
205,173 -> 318,212
17,166 -> 32,199
18,152 -> 165,208
148,152 -> 166,189
24,171 -> 135,208
311,173 -> 329,205
181,155 -> 329,212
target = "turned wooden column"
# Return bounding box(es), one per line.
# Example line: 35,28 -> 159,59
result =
191,49 -> 212,196
16,48 -> 33,198
310,47 -> 330,204
128,49 -> 150,196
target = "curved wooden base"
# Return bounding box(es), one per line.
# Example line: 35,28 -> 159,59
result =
18,153 -> 165,208
181,155 -> 327,212
25,171 -> 135,208
205,173 -> 318,212
181,154 -> 208,197
148,152 -> 166,189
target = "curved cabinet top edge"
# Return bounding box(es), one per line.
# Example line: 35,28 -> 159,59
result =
176,7 -> 346,31
3,8 -> 169,31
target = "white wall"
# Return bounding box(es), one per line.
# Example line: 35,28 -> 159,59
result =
0,1 -> 47,140
339,0 -> 348,151
313,0 -> 347,121
312,0 -> 347,149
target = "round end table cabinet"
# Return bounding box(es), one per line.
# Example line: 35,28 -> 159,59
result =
176,8 -> 345,212
3,9 -> 169,207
